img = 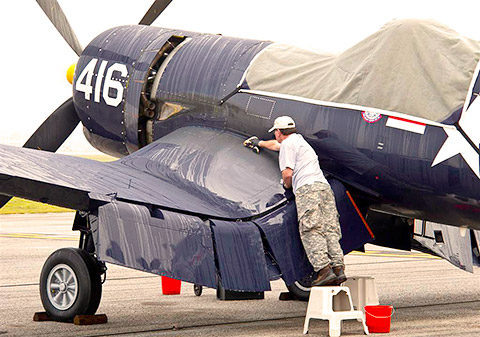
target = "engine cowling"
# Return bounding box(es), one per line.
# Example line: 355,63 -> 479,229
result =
73,25 -> 195,157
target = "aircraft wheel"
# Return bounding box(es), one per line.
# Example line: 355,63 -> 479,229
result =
39,248 -> 102,321
285,272 -> 316,301
194,284 -> 203,296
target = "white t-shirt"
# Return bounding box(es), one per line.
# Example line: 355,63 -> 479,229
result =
278,133 -> 328,193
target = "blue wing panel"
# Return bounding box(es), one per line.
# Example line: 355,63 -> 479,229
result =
122,126 -> 284,217
329,178 -> 375,253
255,178 -> 374,286
254,201 -> 313,286
211,219 -> 271,291
90,201 -> 217,288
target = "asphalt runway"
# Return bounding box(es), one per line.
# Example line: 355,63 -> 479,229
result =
1,213 -> 479,337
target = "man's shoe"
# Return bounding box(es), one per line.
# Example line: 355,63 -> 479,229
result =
311,266 -> 337,286
332,265 -> 347,285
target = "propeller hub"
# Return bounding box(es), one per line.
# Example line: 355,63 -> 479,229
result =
66,63 -> 76,84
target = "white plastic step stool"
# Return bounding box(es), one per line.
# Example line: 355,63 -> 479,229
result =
303,286 -> 369,336
343,276 -> 379,312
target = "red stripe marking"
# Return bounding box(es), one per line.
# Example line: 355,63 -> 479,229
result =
388,116 -> 426,126
346,190 -> 375,238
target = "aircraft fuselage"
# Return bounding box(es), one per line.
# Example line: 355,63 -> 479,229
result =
72,25 -> 480,229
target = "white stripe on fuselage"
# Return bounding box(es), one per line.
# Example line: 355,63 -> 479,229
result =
385,117 -> 426,134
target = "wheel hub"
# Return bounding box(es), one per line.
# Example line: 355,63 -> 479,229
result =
46,264 -> 78,310
59,282 -> 67,292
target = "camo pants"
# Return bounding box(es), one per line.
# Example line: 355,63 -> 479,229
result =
295,181 -> 344,271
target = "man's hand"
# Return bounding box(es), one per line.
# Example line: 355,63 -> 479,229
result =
243,136 -> 261,154
244,136 -> 261,147
280,178 -> 294,200
281,168 -> 293,189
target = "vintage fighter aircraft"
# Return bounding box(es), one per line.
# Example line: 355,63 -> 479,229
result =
0,0 -> 479,321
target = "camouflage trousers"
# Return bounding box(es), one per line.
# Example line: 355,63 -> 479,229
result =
295,181 -> 344,271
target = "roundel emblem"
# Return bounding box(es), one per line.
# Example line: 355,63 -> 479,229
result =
362,110 -> 382,123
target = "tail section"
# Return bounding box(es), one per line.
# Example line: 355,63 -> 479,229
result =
458,60 -> 480,152
432,60 -> 480,179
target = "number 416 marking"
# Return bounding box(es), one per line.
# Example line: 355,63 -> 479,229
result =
75,58 -> 128,107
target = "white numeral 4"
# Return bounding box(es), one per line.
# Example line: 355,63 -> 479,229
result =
75,58 -> 128,107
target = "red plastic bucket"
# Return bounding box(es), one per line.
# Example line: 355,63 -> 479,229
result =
364,305 -> 394,333
161,276 -> 181,295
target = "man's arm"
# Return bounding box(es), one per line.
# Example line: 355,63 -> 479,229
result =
282,168 -> 293,189
259,139 -> 281,152
244,137 -> 280,152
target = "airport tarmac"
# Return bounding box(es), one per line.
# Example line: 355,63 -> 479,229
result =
1,213 -> 479,337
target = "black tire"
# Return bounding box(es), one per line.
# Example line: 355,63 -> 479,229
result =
286,272 -> 316,301
194,284 -> 203,296
39,248 -> 102,321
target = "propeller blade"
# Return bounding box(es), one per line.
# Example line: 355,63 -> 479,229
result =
0,98 -> 80,209
24,97 -> 80,152
139,0 -> 173,25
36,0 -> 83,56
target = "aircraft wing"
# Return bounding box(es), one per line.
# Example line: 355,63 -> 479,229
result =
0,126 -> 285,218
0,126 -> 372,291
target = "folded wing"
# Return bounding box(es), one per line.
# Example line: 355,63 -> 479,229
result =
0,126 -> 372,291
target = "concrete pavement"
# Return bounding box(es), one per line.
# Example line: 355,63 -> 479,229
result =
1,213 -> 479,336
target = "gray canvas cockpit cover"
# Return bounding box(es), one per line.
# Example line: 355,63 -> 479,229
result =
244,19 -> 480,122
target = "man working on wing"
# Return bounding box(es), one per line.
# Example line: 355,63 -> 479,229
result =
244,116 -> 346,286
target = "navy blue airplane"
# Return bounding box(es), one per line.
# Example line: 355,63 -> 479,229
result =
0,0 -> 479,321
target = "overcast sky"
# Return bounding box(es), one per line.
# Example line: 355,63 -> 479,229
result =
1,0 -> 479,153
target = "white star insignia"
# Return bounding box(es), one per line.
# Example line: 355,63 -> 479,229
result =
432,97 -> 480,179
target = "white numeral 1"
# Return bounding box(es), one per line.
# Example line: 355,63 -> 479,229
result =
75,58 -> 128,107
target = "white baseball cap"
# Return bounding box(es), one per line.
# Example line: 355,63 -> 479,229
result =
268,116 -> 296,132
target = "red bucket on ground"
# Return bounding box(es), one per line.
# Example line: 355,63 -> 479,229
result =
364,305 -> 394,333
161,276 -> 181,295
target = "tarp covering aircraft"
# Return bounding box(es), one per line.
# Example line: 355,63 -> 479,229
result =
244,19 -> 480,122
